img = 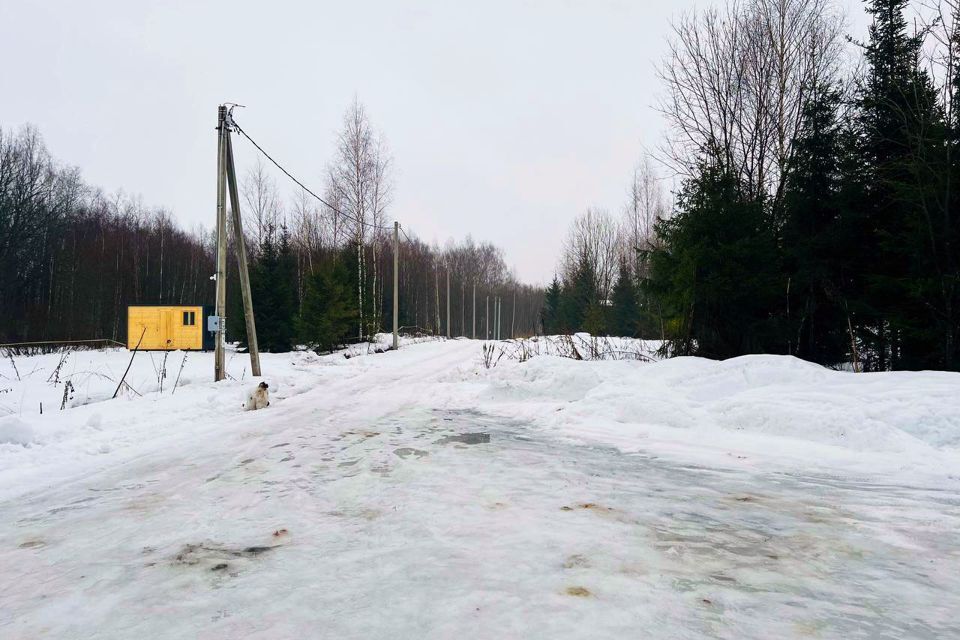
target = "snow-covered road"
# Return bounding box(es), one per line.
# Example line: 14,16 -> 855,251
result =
2,341 -> 959,638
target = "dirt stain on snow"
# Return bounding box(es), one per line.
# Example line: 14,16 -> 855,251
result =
435,433 -> 490,446
394,447 -> 429,459
18,539 -> 46,549
563,554 -> 590,569
565,586 -> 592,597
561,503 -> 614,514
170,541 -> 280,572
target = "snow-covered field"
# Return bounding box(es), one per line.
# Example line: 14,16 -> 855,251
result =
1,339 -> 958,638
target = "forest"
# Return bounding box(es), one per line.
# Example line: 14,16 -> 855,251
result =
543,0 -> 960,372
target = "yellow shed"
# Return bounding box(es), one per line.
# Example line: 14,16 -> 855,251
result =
127,305 -> 212,351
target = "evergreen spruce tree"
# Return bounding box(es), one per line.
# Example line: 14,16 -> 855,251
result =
855,0 -> 951,369
609,257 -> 639,337
270,228 -> 298,351
245,228 -> 297,353
781,85 -> 849,366
645,152 -> 782,359
541,276 -> 562,334
299,253 -> 357,352
558,255 -> 600,334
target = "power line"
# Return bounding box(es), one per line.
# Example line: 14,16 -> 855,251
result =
230,117 -> 393,233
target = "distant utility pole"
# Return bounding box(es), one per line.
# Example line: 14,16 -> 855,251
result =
472,283 -> 476,340
214,104 -> 261,382
511,292 -> 516,339
392,221 -> 399,350
446,269 -> 451,338
485,296 -> 489,340
434,270 -> 440,334
498,297 -> 503,340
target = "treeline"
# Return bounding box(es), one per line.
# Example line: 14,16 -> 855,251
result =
0,125 -> 214,343
0,101 -> 543,350
548,0 -> 960,372
227,229 -> 542,353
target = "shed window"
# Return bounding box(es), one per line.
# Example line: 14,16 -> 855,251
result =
183,311 -> 196,326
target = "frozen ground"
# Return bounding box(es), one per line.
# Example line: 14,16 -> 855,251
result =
1,339 -> 959,638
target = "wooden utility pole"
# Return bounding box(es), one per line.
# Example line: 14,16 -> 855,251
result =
472,283 -> 476,340
393,221 -> 399,350
495,297 -> 500,340
214,107 -> 228,381
223,114 -> 261,377
446,268 -> 451,338
511,292 -> 516,339
214,104 -> 261,382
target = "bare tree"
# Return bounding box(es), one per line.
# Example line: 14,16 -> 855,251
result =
620,155 -> 668,278
561,208 -> 620,301
241,159 -> 283,247
658,0 -> 845,206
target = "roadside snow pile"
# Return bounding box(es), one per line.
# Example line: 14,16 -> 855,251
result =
491,334 -> 662,362
478,351 -> 960,478
0,417 -> 34,446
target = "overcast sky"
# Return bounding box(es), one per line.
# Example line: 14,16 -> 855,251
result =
0,0 -> 869,284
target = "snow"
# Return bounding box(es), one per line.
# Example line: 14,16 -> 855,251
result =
0,417 -> 34,446
1,339 -> 958,638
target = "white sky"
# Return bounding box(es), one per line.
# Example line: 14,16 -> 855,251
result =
0,0 -> 870,284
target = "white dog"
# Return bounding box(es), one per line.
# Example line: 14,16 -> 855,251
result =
243,381 -> 270,411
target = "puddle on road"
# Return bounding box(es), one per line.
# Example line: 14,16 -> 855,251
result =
394,448 -> 429,459
435,432 -> 490,445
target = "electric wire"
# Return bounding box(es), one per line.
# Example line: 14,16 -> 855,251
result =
230,118 -> 394,233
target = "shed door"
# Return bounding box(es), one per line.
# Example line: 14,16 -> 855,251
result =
161,310 -> 175,350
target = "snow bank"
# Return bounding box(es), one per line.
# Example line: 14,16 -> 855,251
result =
476,351 -> 960,480
0,417 -> 34,446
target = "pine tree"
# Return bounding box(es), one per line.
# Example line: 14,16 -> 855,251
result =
781,84 -> 849,366
855,0 -> 953,369
541,276 -> 562,334
245,228 -> 297,353
558,255 -> 601,334
609,257 -> 639,337
645,152 -> 782,359
299,253 -> 357,352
